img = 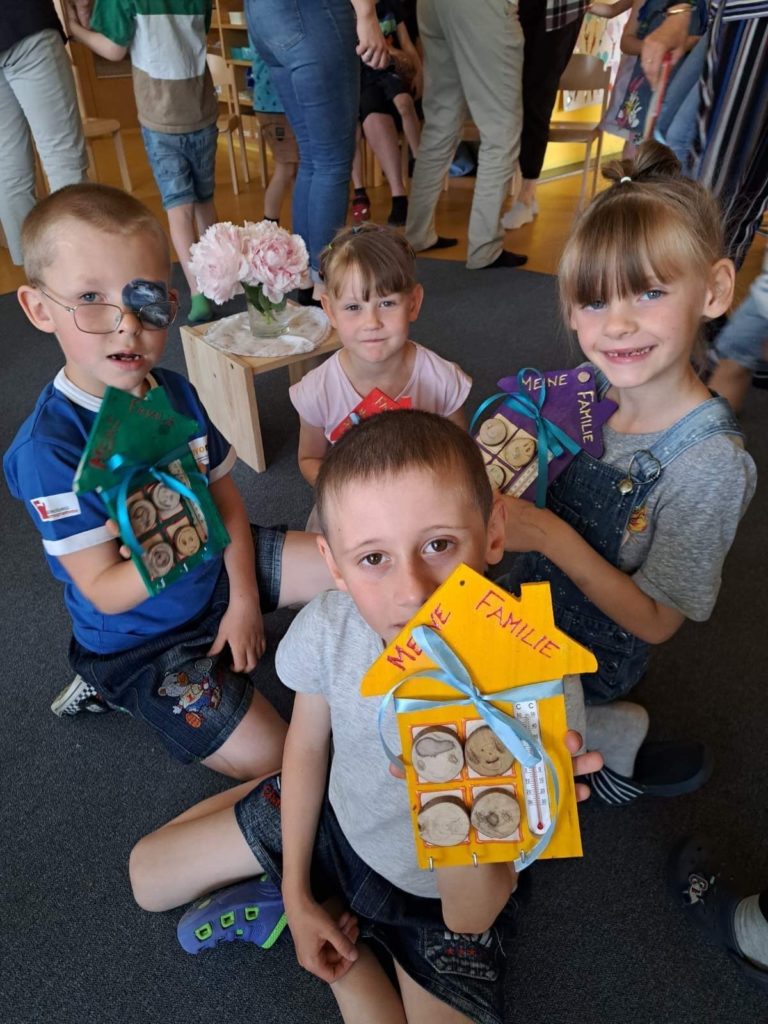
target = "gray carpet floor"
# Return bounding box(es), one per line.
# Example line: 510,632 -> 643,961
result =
2,259 -> 767,1024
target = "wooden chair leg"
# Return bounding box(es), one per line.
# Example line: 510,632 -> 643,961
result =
591,132 -> 604,198
85,140 -> 98,183
236,123 -> 250,184
577,143 -> 590,212
258,124 -> 268,189
225,131 -> 239,196
111,129 -> 133,192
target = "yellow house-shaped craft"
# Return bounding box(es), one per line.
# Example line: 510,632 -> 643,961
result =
361,564 -> 597,871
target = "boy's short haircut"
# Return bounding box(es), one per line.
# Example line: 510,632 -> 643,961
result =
316,409 -> 493,534
319,223 -> 418,300
21,183 -> 170,283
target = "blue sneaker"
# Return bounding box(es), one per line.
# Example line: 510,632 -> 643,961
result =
177,877 -> 287,955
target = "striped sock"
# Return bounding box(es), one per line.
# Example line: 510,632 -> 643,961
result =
587,765 -> 646,806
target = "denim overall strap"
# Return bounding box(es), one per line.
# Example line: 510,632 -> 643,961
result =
505,394 -> 742,703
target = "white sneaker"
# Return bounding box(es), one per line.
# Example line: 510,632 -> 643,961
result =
502,199 -> 538,231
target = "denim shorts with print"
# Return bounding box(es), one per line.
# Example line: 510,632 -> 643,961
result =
141,122 -> 218,209
69,525 -> 285,764
235,775 -> 521,1024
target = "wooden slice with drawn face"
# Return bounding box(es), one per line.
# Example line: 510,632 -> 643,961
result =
128,497 -> 156,535
173,524 -> 201,557
412,726 -> 464,783
470,789 -> 521,839
417,796 -> 470,847
465,726 -> 514,777
144,540 -> 174,579
151,482 -> 182,514
486,463 -> 507,490
478,417 -> 509,448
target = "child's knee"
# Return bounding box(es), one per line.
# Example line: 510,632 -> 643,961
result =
128,836 -> 167,913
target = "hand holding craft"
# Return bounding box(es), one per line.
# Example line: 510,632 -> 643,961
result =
501,494 -> 555,554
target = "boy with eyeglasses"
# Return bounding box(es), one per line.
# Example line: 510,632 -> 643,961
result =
3,183 -> 331,780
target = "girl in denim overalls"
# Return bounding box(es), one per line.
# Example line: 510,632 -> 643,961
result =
503,141 -> 756,804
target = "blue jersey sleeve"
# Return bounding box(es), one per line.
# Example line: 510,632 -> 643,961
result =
5,434 -> 113,557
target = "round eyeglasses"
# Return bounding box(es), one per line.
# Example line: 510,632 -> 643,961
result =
36,285 -> 178,334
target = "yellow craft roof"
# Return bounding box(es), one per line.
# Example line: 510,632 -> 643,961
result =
361,563 -> 597,699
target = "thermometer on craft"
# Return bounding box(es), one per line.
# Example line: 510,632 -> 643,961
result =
513,700 -> 551,835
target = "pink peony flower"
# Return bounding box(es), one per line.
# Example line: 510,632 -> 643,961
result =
189,222 -> 249,305
241,222 -> 308,304
190,220 -> 309,307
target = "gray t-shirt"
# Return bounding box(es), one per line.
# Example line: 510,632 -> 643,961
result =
275,590 -> 439,899
601,424 -> 756,620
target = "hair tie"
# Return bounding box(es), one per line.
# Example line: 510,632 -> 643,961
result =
620,175 -> 632,184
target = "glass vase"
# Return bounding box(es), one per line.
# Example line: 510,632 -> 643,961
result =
244,291 -> 292,339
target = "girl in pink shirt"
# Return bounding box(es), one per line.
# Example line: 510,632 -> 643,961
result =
290,224 -> 471,486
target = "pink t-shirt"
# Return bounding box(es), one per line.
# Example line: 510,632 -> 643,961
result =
289,343 -> 472,439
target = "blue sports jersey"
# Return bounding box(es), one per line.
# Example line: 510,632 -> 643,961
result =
3,368 -> 236,654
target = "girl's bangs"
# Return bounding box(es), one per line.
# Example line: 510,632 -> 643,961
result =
561,204 -> 701,309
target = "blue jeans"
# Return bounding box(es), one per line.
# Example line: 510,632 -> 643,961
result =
713,249 -> 768,373
246,0 -> 359,280
69,526 -> 285,763
141,123 -> 218,209
654,34 -> 707,171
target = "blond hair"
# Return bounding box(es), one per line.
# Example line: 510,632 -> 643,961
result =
316,409 -> 493,534
319,223 -> 418,299
558,141 -> 725,315
21,183 -> 170,283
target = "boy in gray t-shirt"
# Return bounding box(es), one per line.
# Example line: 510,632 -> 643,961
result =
128,411 -> 601,1024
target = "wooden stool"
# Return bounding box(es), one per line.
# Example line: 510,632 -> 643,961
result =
180,319 -> 341,473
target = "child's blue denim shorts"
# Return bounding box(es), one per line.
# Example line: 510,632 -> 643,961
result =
141,122 -> 218,209
235,775 -> 522,1024
69,525 -> 285,764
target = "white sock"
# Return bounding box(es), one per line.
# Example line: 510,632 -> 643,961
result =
585,702 -> 649,777
734,895 -> 768,969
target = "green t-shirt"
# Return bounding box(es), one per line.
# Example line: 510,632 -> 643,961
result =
90,0 -> 217,132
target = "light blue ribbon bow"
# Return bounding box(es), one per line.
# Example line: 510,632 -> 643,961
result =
470,366 -> 581,508
107,451 -> 207,558
378,625 -> 563,870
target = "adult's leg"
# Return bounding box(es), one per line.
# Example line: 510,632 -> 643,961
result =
439,0 -> 524,268
0,29 -> 87,264
129,775 -> 267,911
405,0 -> 467,252
247,0 -> 359,282
515,1 -> 583,208
0,57 -> 35,265
11,29 -> 88,192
